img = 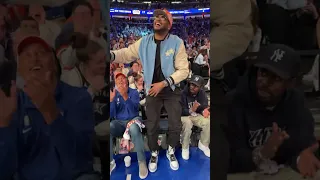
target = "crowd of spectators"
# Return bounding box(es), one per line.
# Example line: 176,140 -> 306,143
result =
111,0 -> 210,10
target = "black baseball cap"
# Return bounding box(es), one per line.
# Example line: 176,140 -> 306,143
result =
189,75 -> 204,87
255,44 -> 300,79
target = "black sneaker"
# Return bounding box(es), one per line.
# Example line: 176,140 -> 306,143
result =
148,151 -> 158,172
166,146 -> 179,170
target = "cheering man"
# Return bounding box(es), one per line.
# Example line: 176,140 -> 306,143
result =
111,9 -> 189,172
0,36 -> 99,180
228,44 -> 319,179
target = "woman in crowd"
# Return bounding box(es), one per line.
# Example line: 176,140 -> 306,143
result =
129,74 -> 146,107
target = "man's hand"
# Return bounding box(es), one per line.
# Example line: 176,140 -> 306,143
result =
24,71 -> 59,124
0,81 -> 17,127
110,89 -> 116,102
261,122 -> 289,159
303,3 -> 319,19
148,81 -> 166,97
191,100 -> 200,112
202,107 -> 210,118
298,143 -> 320,178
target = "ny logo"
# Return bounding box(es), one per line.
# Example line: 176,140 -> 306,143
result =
270,49 -> 285,62
194,76 -> 199,81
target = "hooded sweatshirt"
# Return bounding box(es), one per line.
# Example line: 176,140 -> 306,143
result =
181,85 -> 208,116
0,81 -> 95,180
267,0 -> 306,10
228,67 -> 316,173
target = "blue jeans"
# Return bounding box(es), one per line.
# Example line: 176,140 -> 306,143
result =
110,117 -> 146,162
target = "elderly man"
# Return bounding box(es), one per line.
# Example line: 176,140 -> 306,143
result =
110,72 -> 148,179
0,36 -> 99,180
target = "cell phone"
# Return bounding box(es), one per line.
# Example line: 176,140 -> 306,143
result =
0,61 -> 13,97
110,80 -> 115,91
16,75 -> 25,90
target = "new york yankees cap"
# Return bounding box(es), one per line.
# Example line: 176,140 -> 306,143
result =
189,75 -> 205,87
255,44 -> 300,79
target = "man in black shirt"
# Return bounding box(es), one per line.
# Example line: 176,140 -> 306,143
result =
110,9 -> 189,172
228,44 -> 320,179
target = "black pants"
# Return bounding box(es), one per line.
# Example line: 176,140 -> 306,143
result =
145,88 -> 182,151
211,78 -> 229,180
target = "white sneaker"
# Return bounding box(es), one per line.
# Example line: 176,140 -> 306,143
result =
198,141 -> 210,157
148,151 -> 158,173
166,146 -> 179,170
182,148 -> 190,160
110,160 -> 116,175
139,161 -> 148,179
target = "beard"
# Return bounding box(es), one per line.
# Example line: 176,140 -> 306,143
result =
154,26 -> 168,34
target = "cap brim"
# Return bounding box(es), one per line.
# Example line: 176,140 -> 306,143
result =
189,81 -> 201,87
255,63 -> 290,79
18,36 -> 51,55
115,73 -> 127,79
153,9 -> 167,17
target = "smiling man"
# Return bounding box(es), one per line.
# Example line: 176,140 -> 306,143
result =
110,9 -> 189,172
228,44 -> 320,179
0,36 -> 99,180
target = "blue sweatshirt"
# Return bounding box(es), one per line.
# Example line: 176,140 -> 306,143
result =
110,88 -> 140,120
228,67 -> 316,173
0,81 -> 95,180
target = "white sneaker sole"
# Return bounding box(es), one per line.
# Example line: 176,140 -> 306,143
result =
182,154 -> 189,160
148,164 -> 157,173
166,155 -> 179,170
182,156 -> 189,160
139,171 -> 148,179
198,145 -> 210,157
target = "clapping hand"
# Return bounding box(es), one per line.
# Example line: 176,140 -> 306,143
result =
261,122 -> 289,159
202,107 -> 210,118
298,143 -> 320,178
191,100 -> 200,112
0,81 -> 17,127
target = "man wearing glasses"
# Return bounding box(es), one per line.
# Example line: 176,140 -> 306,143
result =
111,9 -> 189,172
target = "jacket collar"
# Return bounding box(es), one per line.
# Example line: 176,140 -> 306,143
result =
152,33 -> 170,42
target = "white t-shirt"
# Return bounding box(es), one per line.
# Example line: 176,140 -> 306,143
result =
194,54 -> 206,65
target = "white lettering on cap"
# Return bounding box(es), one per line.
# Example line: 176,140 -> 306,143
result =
270,49 -> 285,62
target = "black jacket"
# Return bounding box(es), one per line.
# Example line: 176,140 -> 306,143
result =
228,67 -> 316,173
181,85 -> 208,116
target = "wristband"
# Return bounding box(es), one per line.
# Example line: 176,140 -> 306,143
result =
110,52 -> 115,62
163,80 -> 168,87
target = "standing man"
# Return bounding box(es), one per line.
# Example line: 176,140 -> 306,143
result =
111,9 -> 189,172
211,0 -> 254,179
